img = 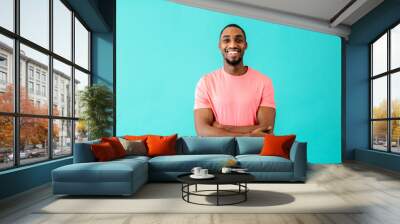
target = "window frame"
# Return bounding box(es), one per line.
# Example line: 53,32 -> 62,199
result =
0,0 -> 92,171
370,20 -> 400,154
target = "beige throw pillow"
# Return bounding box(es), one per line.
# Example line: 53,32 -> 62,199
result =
118,138 -> 147,156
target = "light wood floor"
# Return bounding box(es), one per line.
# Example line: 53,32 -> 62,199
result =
1,162 -> 400,224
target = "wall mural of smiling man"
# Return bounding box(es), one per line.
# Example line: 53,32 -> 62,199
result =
194,24 -> 276,137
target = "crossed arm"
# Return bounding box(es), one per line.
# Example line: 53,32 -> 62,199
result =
194,106 -> 276,137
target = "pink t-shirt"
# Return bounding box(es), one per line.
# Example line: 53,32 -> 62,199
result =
194,67 -> 275,126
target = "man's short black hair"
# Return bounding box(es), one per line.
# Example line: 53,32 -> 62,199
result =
220,24 -> 246,40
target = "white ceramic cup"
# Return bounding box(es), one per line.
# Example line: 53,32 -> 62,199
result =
191,167 -> 202,176
200,169 -> 208,176
221,167 -> 232,174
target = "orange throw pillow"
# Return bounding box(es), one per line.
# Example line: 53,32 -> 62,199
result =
146,134 -> 178,157
260,134 -> 296,159
124,135 -> 149,141
91,142 -> 117,161
101,137 -> 127,158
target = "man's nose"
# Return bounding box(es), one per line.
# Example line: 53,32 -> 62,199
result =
227,41 -> 238,48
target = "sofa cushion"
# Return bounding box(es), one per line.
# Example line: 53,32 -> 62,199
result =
147,134 -> 178,157
91,142 -> 118,161
148,154 -> 235,172
119,138 -> 147,156
236,155 -> 293,172
124,135 -> 149,141
177,137 -> 236,155
101,137 -> 127,158
235,137 -> 264,155
53,155 -> 148,182
260,135 -> 296,159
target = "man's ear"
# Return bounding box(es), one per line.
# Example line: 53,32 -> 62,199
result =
244,41 -> 248,50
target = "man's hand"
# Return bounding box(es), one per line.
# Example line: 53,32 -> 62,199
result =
213,121 -> 273,136
247,126 -> 273,137
253,125 -> 273,134
210,107 -> 276,134
194,107 -> 275,137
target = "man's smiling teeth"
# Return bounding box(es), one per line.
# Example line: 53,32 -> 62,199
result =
226,49 -> 240,56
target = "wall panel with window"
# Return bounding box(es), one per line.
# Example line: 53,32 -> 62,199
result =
0,0 -> 91,171
371,22 -> 400,153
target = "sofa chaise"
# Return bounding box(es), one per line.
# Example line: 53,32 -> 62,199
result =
52,136 -> 307,196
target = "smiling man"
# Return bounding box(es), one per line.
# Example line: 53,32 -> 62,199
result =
194,24 -> 276,137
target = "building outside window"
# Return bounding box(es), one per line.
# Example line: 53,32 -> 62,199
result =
35,83 -> 40,95
54,88 -> 58,103
0,0 -> 91,170
41,73 -> 46,83
35,70 -> 40,81
0,71 -> 6,84
28,67 -> 34,80
41,85 -> 46,97
0,54 -> 7,67
28,81 -> 34,94
0,54 -> 7,88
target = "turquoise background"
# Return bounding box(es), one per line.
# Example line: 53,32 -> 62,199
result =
116,0 -> 341,163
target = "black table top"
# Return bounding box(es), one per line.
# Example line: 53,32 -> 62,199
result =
177,172 -> 255,185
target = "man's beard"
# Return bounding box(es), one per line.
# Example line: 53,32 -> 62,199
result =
225,57 -> 242,66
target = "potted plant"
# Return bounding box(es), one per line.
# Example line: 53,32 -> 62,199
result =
79,84 -> 113,140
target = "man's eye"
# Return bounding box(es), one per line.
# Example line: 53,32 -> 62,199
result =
223,39 -> 229,43
236,39 -> 243,43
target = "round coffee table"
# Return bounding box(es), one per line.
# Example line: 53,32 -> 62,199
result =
177,173 -> 255,206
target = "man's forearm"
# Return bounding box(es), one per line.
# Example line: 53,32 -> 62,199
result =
222,124 -> 264,134
197,125 -> 249,137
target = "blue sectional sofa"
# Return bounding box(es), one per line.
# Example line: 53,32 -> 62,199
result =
52,136 -> 307,196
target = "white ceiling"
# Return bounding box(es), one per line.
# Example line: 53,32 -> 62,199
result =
229,0 -> 353,22
170,0 -> 384,38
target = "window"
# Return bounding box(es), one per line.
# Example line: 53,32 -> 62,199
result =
28,81 -> 34,94
36,83 -> 40,95
42,85 -> 46,97
0,54 -> 8,88
53,0 -> 72,60
0,0 -> 14,32
53,119 -> 72,158
74,18 -> 89,70
35,70 -> 40,81
0,35 -> 13,113
20,0 -> 49,49
28,67 -> 34,80
0,55 -> 7,67
0,71 -> 6,84
0,116 -> 13,170
54,88 -> 58,104
20,38 -> 49,117
371,23 -> 400,154
74,69 -> 89,143
53,59 -> 71,117
74,69 -> 89,118
0,0 -> 91,170
20,117 -> 49,165
0,54 -> 7,87
391,23 -> 400,70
